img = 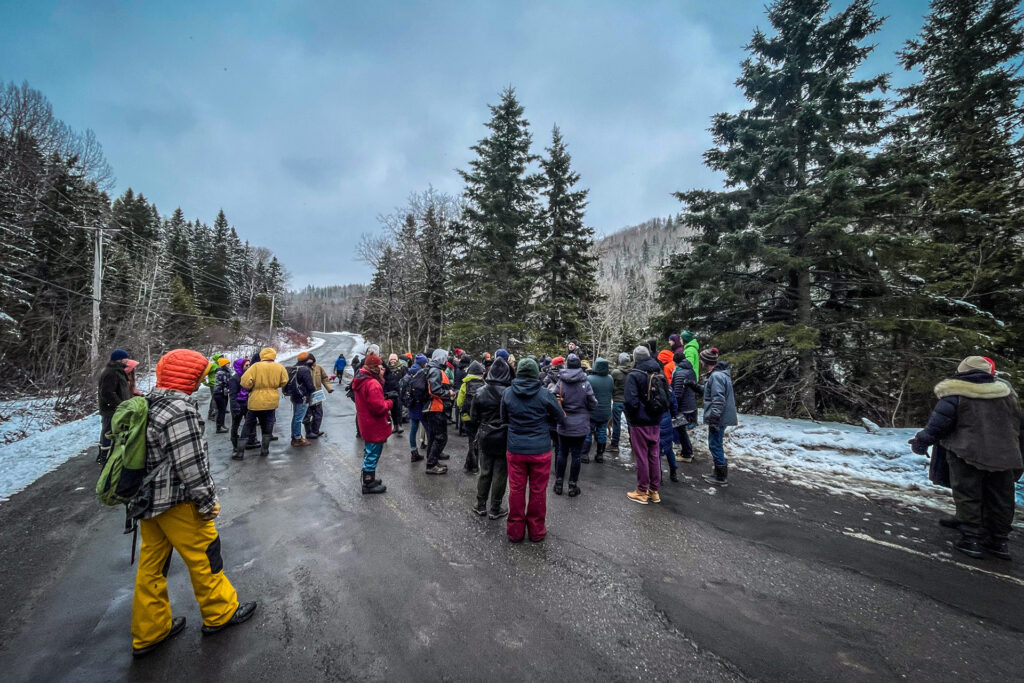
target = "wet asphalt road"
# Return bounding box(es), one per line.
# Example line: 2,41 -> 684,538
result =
1,332 -> 1023,682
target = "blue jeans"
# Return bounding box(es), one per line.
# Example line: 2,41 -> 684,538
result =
291,401 -> 309,439
408,418 -> 421,450
708,425 -> 726,467
582,419 -> 608,454
611,402 -> 624,443
362,441 -> 383,472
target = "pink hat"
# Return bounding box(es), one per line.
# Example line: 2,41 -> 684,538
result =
123,359 -> 140,373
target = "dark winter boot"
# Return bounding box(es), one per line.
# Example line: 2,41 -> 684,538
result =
568,481 -> 581,497
938,516 -> 961,529
954,536 -> 984,559
472,500 -> 487,516
608,440 -> 619,452
981,536 -> 1011,561
260,434 -> 271,457
361,470 -> 386,494
232,443 -> 245,461
594,443 -> 605,464
411,449 -> 424,463
702,465 -> 728,486
245,437 -> 261,450
670,467 -> 679,483
553,479 -> 563,496
231,434 -> 239,450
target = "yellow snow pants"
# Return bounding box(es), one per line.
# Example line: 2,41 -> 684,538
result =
131,502 -> 239,648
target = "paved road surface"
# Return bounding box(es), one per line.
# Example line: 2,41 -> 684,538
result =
1,333 -> 1022,681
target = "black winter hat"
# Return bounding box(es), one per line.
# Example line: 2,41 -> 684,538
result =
673,350 -> 687,365
567,354 -> 581,369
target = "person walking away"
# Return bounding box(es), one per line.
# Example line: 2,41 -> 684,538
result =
333,353 -> 347,381
551,355 -> 597,498
287,353 -> 316,447
609,353 -> 631,452
351,354 -> 391,494
624,346 -> 671,504
582,357 -> 614,463
909,356 -> 1023,560
501,358 -> 565,542
671,349 -> 700,468
422,348 -> 453,475
400,354 -> 429,462
681,331 -> 699,376
471,357 -> 512,519
236,348 -> 288,459
384,354 -> 407,435
131,349 -> 257,657
212,357 -> 232,434
204,352 -> 226,420
303,353 -> 333,439
228,357 -> 258,453
456,360 -> 486,473
98,349 -> 134,464
700,348 -> 737,485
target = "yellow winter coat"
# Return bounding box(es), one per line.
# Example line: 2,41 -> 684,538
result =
240,348 -> 289,411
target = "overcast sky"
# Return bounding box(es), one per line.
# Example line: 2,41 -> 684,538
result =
2,0 -> 931,287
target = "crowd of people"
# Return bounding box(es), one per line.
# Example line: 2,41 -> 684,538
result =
95,332 -> 1022,658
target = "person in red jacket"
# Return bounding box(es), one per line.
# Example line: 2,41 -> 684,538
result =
351,354 -> 391,494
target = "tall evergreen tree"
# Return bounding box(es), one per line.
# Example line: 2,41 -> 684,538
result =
894,0 -> 1024,363
198,209 -> 233,320
655,0 -> 889,419
533,125 -> 599,348
451,87 -> 540,349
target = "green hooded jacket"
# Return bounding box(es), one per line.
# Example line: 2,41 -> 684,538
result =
683,339 -> 700,376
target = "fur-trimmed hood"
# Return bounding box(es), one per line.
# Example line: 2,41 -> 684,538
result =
934,377 -> 1010,400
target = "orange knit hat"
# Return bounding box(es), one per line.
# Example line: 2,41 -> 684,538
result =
156,349 -> 211,394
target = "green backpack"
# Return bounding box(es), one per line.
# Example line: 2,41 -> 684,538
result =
96,396 -> 150,506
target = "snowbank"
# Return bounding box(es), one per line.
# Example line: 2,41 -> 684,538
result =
0,336 -> 326,504
721,415 -> 1024,510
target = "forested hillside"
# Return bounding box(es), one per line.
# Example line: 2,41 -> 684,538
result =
0,81 -> 290,399
287,283 -> 367,333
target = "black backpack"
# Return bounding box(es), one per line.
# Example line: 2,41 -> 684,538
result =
643,371 -> 671,416
407,370 -> 430,406
282,366 -> 299,397
463,377 -> 484,413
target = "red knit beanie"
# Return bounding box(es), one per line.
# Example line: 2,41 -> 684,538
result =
364,354 -> 383,369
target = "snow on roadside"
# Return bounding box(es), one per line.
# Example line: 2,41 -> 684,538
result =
722,414 -> 1024,511
0,336 -> 326,504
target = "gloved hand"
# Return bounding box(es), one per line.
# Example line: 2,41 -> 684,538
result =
908,437 -> 929,455
200,503 -> 221,521
705,416 -> 720,428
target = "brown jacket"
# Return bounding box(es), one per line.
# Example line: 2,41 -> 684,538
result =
935,378 -> 1023,472
311,364 -> 333,393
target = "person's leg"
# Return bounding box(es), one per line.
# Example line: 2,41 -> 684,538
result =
708,426 -> 726,467
676,425 -> 693,458
237,409 -> 258,457
647,427 -> 663,492
131,516 -> 174,649
362,441 -> 383,472
311,403 -> 324,435
215,395 -> 228,429
423,414 -> 438,467
490,448 -> 509,513
554,434 -> 569,484
981,468 -> 1016,543
230,410 -> 242,447
630,426 -> 650,492
582,423 -> 593,457
258,410 -> 275,455
611,403 -> 623,445
568,435 -> 584,483
464,423 -> 478,471
476,445 -> 495,510
946,451 -> 985,552
526,451 -> 552,541
159,503 -> 240,629
391,402 -> 403,433
506,452 -> 527,541
98,412 -> 113,464
408,418 -> 420,451
291,402 -> 308,440
432,412 -> 449,459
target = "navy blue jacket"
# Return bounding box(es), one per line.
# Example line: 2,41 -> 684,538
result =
501,376 -> 565,454
623,357 -> 667,426
671,363 -> 699,414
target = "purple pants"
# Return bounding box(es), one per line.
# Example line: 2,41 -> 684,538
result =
630,424 -> 661,492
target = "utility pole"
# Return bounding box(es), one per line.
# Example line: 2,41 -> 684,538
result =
268,293 -> 276,344
90,222 -> 103,368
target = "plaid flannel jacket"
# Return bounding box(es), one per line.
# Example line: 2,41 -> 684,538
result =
144,387 -> 218,518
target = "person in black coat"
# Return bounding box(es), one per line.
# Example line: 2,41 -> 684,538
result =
910,356 -> 1024,560
97,349 -> 133,463
383,354 -> 407,434
471,358 -> 512,518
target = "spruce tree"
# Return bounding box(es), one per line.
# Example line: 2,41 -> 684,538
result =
451,87 -> 540,350
534,125 -> 599,348
894,0 -> 1024,368
198,209 -> 233,320
655,0 -> 889,419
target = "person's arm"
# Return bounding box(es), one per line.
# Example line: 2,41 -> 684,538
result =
240,365 -> 256,390
585,382 -> 598,412
162,407 -> 217,514
545,391 -> 567,427
912,396 -> 959,450
276,364 -> 289,388
456,381 -> 468,409
623,373 -> 640,410
705,374 -> 726,425
428,367 -> 446,397
320,367 -> 333,392
500,393 -> 509,424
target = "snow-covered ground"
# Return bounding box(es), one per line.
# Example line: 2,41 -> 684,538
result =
0,334 -> 325,504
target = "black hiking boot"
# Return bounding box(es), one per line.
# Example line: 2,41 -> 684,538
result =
981,537 -> 1012,561
245,439 -> 261,450
411,449 -> 424,463
670,467 -> 679,482
581,454 -> 590,464
954,536 -> 984,559
553,479 -> 563,495
201,602 -> 258,635
568,482 -> 581,497
216,426 -> 229,434
361,470 -> 386,494
260,434 -> 271,457
472,502 -> 488,516
230,435 -> 239,450
488,507 -> 509,520
702,465 -> 728,486
938,516 -> 961,529
231,445 -> 244,461
594,443 -> 605,463
132,617 -> 186,658
425,464 -> 448,475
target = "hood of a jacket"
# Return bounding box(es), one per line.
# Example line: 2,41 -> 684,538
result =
467,360 -> 485,376
351,368 -> 380,391
710,361 -> 732,377
510,376 -> 543,398
657,349 -> 675,366
669,333 -> 681,346
559,367 -> 588,384
430,348 -> 449,367
592,357 -> 610,376
259,347 -> 277,361
232,358 -> 248,375
486,357 -> 512,385
634,357 -> 662,375
684,339 -> 699,352
934,371 -> 1008,399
